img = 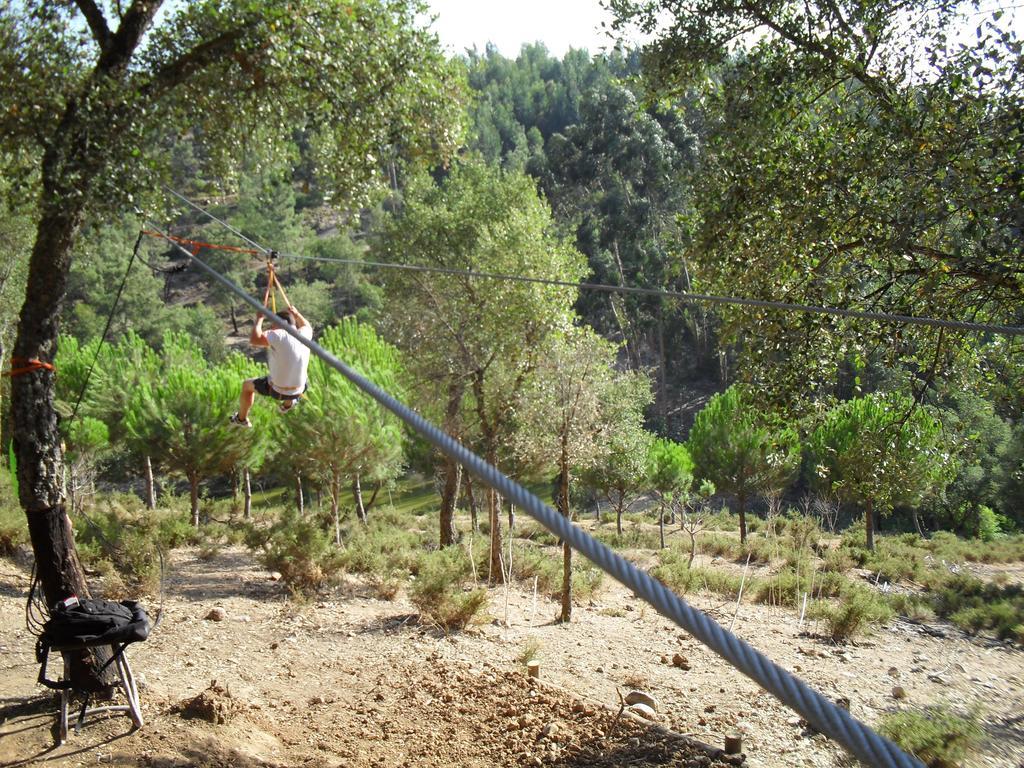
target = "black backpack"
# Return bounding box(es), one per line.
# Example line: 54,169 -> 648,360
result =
36,597 -> 151,691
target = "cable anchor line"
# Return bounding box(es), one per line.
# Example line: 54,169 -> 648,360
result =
144,218 -> 925,768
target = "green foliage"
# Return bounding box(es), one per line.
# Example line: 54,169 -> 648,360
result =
0,1 -> 465,216
652,548 -> 748,599
922,531 -> 1024,564
930,573 -> 1023,640
281,318 -> 405,536
125,338 -> 268,522
646,438 -> 695,502
378,156 -> 586,457
932,391 -> 1020,531
878,705 -> 983,768
409,547 -> 488,632
337,510 -> 424,580
687,386 -> 800,540
611,0 -> 1024,400
808,393 -> 952,547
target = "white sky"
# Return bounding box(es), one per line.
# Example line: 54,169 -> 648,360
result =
424,0 -> 1023,61
424,0 -> 620,58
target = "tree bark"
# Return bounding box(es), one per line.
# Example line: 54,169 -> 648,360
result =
439,457 -> 461,547
738,493 -> 748,544
143,455 -> 156,510
188,473 -> 200,527
331,470 -> 341,546
558,459 -> 572,623
364,481 -> 381,517
296,474 -> 304,517
464,472 -> 479,533
659,504 -> 665,549
488,486 -> 504,585
656,301 -> 668,430
439,381 -> 464,547
353,473 -> 367,525
243,467 -> 252,520
910,507 -> 924,537
865,499 -> 875,551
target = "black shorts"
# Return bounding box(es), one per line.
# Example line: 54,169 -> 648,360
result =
253,377 -> 306,401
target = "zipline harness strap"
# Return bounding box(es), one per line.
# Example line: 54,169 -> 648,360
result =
144,218 -> 925,768
3,358 -> 55,378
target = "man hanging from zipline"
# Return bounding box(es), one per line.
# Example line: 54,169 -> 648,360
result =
231,266 -> 312,427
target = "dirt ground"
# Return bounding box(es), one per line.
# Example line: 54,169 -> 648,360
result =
1,546 -> 1021,768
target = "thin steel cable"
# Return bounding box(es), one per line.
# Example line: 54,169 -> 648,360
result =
287,253 -> 1024,338
145,219 -> 925,768
166,186 -> 1024,338
69,232 -> 141,424
163,186 -> 270,256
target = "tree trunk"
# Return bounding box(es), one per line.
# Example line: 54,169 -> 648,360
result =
656,301 -> 668,430
616,497 -> 624,536
231,470 -> 239,501
440,381 -> 464,547
659,504 -> 665,549
508,502 -> 515,532
353,473 -> 367,525
10,83 -> 151,693
331,471 -> 341,546
230,302 -> 239,335
189,473 -> 200,527
865,499 -> 875,551
465,472 -> 479,533
488,487 -> 504,585
243,467 -> 252,520
558,461 -> 572,623
910,507 -> 924,537
296,474 -> 304,517
143,455 -> 156,510
738,493 -> 747,544
364,481 -> 381,517
439,457 -> 461,547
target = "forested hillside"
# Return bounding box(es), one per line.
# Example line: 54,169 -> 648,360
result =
1,2 -> 1022,766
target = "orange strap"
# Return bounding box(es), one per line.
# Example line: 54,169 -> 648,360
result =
3,357 -> 56,377
266,263 -> 290,312
140,230 -> 261,256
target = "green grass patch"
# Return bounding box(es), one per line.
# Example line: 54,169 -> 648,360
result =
929,572 -> 1023,640
878,705 -> 982,767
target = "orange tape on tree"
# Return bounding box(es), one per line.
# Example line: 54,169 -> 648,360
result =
2,357 -> 55,377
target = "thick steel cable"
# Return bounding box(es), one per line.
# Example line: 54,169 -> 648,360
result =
166,188 -> 1024,338
145,219 -> 924,768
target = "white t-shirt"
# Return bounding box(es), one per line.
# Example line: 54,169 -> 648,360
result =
266,325 -> 313,395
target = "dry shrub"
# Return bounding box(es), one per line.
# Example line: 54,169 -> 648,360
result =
409,547 -> 488,632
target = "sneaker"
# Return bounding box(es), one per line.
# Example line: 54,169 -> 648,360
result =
279,399 -> 297,414
230,412 -> 252,428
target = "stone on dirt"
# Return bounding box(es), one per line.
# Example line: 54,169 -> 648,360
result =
624,690 -> 660,712
628,702 -> 658,721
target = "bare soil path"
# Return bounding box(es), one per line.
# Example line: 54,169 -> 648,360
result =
1,547 -> 1021,768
